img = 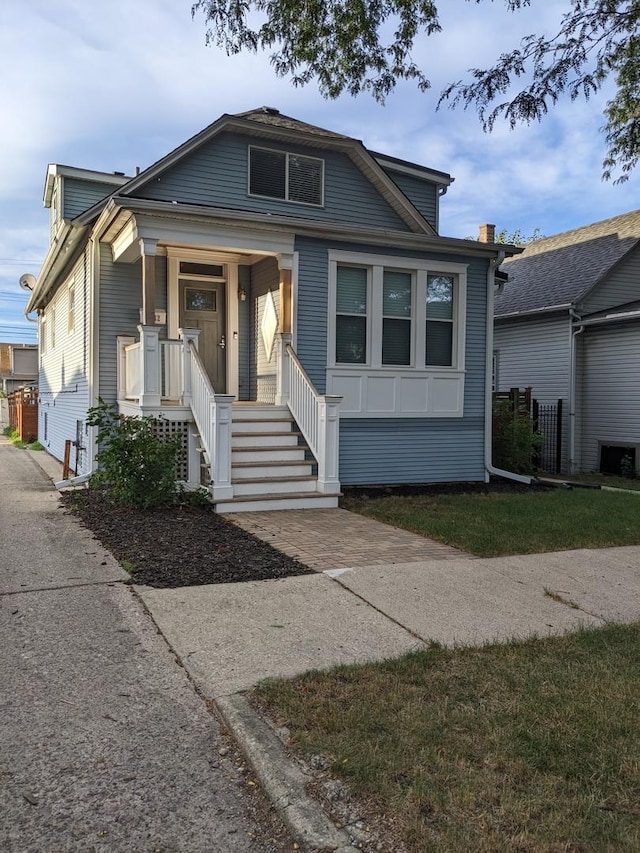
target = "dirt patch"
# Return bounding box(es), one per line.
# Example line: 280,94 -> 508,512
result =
60,490 -> 314,589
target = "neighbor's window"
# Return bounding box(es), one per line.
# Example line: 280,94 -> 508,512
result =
382,270 -> 412,365
336,266 -> 368,364
249,146 -> 324,206
68,283 -> 75,333
426,275 -> 454,366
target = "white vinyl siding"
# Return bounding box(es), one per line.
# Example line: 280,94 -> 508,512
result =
579,322 -> 640,472
38,250 -> 92,474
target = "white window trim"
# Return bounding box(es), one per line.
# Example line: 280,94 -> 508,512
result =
247,145 -> 325,208
328,250 -> 467,371
166,248 -> 241,399
327,250 -> 468,418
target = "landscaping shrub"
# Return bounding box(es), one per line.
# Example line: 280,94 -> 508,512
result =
87,400 -> 182,509
492,399 -> 543,474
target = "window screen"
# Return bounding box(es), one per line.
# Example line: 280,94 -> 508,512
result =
336,266 -> 367,364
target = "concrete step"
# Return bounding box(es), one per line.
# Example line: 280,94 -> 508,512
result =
231,476 -> 318,496
216,491 -> 340,513
231,460 -> 314,479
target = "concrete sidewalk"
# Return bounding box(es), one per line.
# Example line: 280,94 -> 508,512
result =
137,543 -> 640,697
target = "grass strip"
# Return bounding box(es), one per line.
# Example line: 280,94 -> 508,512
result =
253,623 -> 640,852
341,488 -> 640,556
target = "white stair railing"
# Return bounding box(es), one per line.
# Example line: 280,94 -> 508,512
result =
184,335 -> 234,501
282,340 -> 342,495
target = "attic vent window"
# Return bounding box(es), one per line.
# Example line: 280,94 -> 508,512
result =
249,146 -> 323,207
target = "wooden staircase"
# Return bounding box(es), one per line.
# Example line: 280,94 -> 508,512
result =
212,405 -> 340,512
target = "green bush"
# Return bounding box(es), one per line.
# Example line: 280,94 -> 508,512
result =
492,399 -> 543,474
87,400 -> 182,509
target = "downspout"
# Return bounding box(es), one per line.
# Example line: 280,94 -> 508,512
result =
484,251 -> 534,484
567,307 -> 584,473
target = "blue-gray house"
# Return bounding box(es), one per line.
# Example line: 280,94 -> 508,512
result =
26,107 -> 517,511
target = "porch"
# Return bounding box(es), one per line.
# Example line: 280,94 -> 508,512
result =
116,326 -> 341,512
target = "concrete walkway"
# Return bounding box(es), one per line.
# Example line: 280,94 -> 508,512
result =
0,441 -> 291,852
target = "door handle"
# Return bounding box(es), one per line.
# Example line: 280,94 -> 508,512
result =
218,336 -> 226,350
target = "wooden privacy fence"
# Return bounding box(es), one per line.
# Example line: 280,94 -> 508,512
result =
7,388 -> 38,442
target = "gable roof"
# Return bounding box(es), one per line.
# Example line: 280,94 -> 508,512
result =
75,107 -> 439,236
495,210 -> 640,318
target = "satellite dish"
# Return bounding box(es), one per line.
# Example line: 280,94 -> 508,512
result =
19,274 -> 36,292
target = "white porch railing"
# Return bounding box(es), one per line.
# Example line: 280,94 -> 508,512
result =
123,341 -> 141,399
186,337 -> 234,501
280,338 -> 342,494
161,340 -> 183,401
118,336 -> 187,402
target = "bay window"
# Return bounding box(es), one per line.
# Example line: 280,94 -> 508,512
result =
328,251 -> 468,417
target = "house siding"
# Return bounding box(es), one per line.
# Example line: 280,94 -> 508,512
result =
384,171 -> 437,230
132,132 -> 410,232
578,321 -> 640,472
98,249 -> 168,403
38,249 -> 91,473
294,235 -> 488,484
237,265 -> 251,400
578,247 -> 640,314
494,312 -> 570,470
63,177 -> 118,219
249,257 -> 280,403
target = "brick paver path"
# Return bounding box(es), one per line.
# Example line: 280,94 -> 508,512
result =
225,508 -> 468,570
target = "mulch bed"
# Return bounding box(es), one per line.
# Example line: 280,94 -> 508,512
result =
60,490 -> 314,589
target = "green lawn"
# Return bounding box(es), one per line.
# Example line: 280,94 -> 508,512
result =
253,624 -> 640,852
341,487 -> 640,556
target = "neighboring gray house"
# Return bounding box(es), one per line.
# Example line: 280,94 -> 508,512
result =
0,342 -> 38,394
25,107 -> 516,510
494,210 -> 640,474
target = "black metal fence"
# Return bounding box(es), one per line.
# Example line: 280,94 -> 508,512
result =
492,388 -> 563,474
533,399 -> 563,474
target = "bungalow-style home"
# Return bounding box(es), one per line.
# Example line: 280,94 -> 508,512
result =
25,107 -> 518,510
0,343 -> 38,394
494,210 -> 640,475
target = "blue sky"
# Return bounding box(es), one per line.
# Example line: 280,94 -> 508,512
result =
1,0 -> 638,344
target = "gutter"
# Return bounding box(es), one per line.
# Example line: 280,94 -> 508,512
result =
54,472 -> 90,490
567,308 -> 584,473
484,251 -> 535,485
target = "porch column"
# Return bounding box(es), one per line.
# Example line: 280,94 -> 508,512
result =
137,324 -> 161,407
277,254 -> 293,334
140,238 -> 158,326
178,328 -> 200,407
274,332 -> 292,406
317,395 -> 342,494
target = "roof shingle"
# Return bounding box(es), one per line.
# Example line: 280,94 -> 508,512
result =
495,210 -> 640,317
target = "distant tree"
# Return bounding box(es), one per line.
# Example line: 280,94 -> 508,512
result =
495,227 -> 545,246
192,0 -> 640,182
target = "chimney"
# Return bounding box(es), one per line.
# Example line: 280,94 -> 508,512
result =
478,223 -> 496,244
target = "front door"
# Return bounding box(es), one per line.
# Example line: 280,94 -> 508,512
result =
179,280 -> 226,392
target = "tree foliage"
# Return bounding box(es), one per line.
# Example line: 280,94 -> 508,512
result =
192,0 -> 640,181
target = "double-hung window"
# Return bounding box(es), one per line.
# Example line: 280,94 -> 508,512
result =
336,266 -> 368,364
426,275 -> 454,366
249,146 -> 324,206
